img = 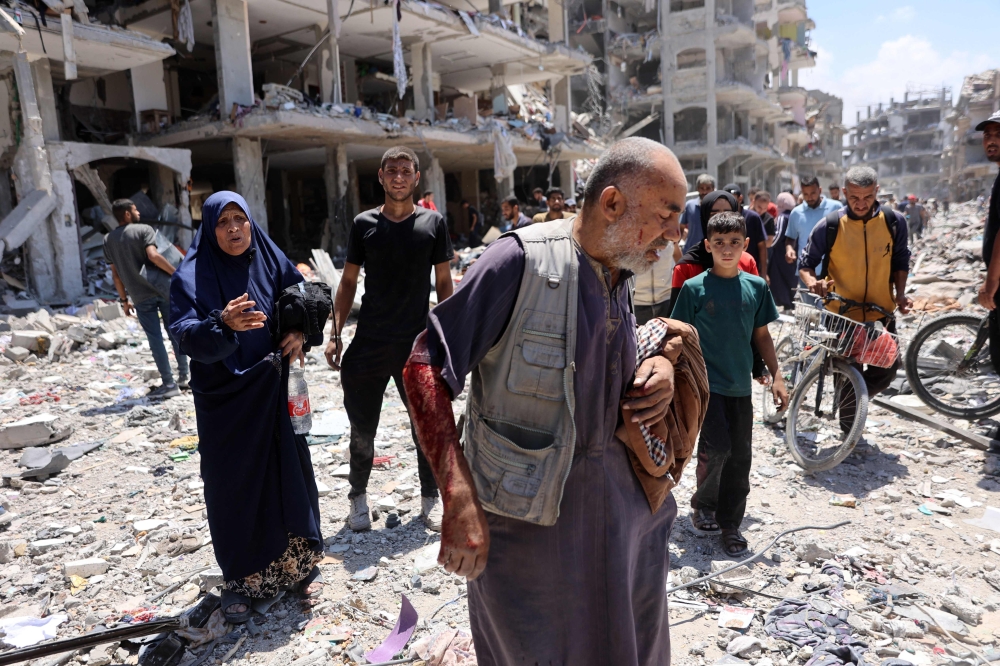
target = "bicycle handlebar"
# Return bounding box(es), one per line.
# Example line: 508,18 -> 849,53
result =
791,288 -> 895,320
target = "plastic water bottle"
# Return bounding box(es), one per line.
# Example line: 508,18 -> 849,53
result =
288,366 -> 312,434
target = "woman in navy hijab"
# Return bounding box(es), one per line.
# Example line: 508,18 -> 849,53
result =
170,192 -> 323,622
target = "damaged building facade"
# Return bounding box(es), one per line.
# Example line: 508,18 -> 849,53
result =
1,1 -> 192,306
654,0 -> 826,192
944,69 -> 1000,203
131,0 -> 595,255
1,0 -> 598,303
845,88 -> 952,201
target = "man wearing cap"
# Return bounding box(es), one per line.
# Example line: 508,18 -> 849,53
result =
784,176 -> 842,272
721,183 -> 769,280
975,111 -> 1000,371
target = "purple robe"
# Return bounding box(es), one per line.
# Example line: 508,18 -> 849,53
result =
415,236 -> 677,666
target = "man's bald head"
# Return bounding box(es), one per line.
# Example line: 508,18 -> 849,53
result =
582,137 -> 685,211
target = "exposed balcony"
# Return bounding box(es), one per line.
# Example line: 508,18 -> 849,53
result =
777,0 -> 808,23
715,14 -> 757,47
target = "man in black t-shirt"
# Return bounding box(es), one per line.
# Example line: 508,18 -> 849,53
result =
326,146 -> 455,532
975,111 -> 1000,371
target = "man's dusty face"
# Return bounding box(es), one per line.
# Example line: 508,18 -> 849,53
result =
984,125 -> 1000,163
379,158 -> 419,202
697,182 -> 714,200
751,197 -> 770,216
829,186 -> 842,200
802,184 -> 822,208
501,202 -> 518,221
845,182 -> 879,218
600,157 -> 686,275
548,193 -> 564,213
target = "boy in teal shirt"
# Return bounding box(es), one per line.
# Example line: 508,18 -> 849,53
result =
671,211 -> 788,557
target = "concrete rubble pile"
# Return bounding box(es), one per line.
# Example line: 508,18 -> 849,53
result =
906,202 -> 986,313
0,308 -> 475,665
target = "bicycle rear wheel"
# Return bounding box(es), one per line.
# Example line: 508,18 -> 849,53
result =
904,313 -> 1000,418
762,335 -> 801,424
785,358 -> 867,472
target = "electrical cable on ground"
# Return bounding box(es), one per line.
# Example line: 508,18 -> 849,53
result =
665,521 -> 850,595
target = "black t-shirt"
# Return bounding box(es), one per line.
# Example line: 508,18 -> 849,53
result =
760,211 -> 776,238
742,208 -> 768,268
985,174 -> 1000,271
346,206 -> 454,343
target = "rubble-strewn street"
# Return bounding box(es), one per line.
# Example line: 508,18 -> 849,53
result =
2,203 -> 1000,666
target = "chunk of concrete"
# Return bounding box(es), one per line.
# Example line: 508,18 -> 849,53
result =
10,330 -> 52,352
199,567 -> 224,592
0,539 -> 27,563
63,558 -> 109,579
315,480 -> 331,497
0,413 -> 70,449
94,301 -> 123,321
133,519 -> 168,534
3,346 -> 29,363
29,538 -> 68,556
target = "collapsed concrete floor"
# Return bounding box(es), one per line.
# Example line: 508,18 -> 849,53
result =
2,204 -> 1000,665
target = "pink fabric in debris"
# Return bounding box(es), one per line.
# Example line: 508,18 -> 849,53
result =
411,629 -> 477,666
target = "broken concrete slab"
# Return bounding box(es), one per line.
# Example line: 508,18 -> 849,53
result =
894,604 -> 969,636
63,558 -> 110,579
0,413 -> 73,450
3,346 -> 30,363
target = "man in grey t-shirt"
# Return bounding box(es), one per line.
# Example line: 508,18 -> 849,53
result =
104,199 -> 188,397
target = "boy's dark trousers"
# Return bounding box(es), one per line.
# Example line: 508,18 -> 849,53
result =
690,393 -> 754,530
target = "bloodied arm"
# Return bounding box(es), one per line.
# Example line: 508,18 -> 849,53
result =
400,236 -> 527,580
403,338 -> 490,580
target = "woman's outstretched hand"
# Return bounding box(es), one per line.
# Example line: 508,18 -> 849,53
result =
221,293 -> 267,331
280,330 -> 306,367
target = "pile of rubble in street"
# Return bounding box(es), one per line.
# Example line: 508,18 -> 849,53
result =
1,203 -> 1000,666
904,202 -> 986,314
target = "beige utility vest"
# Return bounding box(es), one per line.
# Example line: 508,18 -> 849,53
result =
462,218 -> 578,526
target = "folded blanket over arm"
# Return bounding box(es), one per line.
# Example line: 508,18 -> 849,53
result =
617,318 -> 710,513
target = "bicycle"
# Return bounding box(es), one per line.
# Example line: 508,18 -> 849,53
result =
780,293 -> 901,472
903,310 -> 1000,418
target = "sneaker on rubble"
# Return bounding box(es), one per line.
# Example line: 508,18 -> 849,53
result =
148,383 -> 181,399
421,496 -> 443,532
177,375 -> 190,390
349,494 -> 372,532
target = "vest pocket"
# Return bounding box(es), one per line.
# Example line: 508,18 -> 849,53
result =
469,417 -> 556,518
507,310 -> 568,401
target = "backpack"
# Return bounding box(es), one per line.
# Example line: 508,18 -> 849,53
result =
817,206 -> 898,279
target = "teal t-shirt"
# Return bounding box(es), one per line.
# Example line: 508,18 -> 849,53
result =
671,270 -> 779,397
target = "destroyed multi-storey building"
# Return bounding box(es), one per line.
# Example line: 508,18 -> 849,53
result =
795,88 -> 844,187
944,69 -> 1000,203
1,0 -> 598,304
600,0 -> 839,192
0,1 -> 193,306
845,88 -> 952,201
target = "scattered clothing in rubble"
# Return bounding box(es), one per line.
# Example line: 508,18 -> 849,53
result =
805,642 -> 873,666
411,629 -> 477,666
765,598 -> 864,649
169,192 -> 323,586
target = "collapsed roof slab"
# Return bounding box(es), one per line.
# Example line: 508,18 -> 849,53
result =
140,108 -> 601,161
0,17 -> 175,77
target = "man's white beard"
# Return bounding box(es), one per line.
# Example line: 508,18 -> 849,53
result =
599,208 -> 660,275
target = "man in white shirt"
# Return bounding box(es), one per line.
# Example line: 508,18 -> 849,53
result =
633,241 -> 680,325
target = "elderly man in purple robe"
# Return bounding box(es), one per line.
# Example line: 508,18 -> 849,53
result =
402,138 -> 688,665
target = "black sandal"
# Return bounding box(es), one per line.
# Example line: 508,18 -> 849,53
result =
221,589 -> 252,624
721,528 -> 750,558
287,566 -> 323,596
690,508 -> 721,535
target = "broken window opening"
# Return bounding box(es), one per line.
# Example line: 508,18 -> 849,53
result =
670,0 -> 705,12
674,107 -> 708,142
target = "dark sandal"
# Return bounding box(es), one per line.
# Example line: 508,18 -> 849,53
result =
690,508 -> 721,535
221,589 -> 252,624
721,529 -> 750,558
287,566 -> 324,596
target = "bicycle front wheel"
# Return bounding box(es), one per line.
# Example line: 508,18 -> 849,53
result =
785,358 -> 867,472
904,313 -> 1000,418
762,335 -> 801,424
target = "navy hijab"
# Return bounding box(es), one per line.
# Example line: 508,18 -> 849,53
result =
169,192 -> 322,582
678,190 -> 739,268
